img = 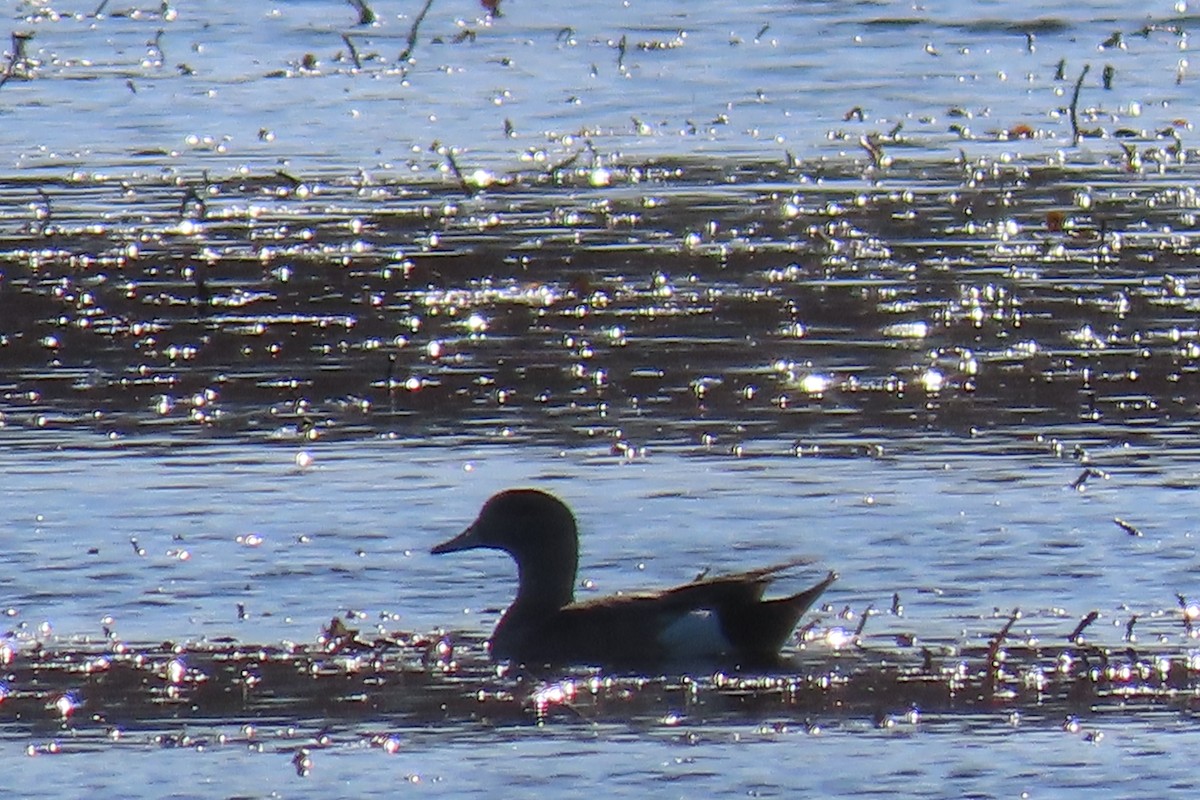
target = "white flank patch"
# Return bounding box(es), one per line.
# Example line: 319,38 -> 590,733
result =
658,609 -> 731,657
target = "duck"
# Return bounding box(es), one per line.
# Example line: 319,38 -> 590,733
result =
431,488 -> 837,669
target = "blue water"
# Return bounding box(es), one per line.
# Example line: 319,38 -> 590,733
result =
2,432 -> 1197,647
11,715 -> 1200,798
4,432 -> 1200,797
4,0 -> 1192,174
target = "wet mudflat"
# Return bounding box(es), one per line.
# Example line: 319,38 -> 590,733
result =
4,0 -> 1200,797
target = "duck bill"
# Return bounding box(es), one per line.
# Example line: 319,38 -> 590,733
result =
431,523 -> 482,555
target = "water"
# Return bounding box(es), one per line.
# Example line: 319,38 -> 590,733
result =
2,434 -> 1198,645
3,0 -> 1193,171
11,716 -> 1200,798
4,436 -> 1200,797
4,0 -> 1200,797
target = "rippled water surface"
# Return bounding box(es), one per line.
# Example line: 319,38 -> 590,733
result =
5,437 -> 1200,798
4,0 -> 1200,797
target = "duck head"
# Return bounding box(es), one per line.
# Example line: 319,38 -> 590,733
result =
432,489 -> 580,610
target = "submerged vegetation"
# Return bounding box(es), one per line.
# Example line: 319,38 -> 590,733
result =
2,149 -> 1200,449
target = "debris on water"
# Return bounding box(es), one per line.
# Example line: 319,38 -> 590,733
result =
1113,518 -> 1143,537
292,747 -> 313,776
1069,468 -> 1109,492
1067,611 -> 1100,643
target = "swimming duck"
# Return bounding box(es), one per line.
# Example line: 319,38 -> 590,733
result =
431,488 -> 836,668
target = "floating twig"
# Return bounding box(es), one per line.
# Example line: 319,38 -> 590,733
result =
1069,466 -> 1106,491
399,0 -> 436,63
616,34 -> 627,71
1113,517 -> 1143,537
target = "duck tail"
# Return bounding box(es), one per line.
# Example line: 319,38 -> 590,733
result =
726,571 -> 837,661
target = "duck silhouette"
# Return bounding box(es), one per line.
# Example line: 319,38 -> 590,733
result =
432,488 -> 836,668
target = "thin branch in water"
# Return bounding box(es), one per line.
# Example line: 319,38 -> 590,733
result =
1069,63 -> 1091,145
34,187 -> 52,228
148,29 -> 166,67
179,186 -> 207,220
1066,610 -> 1099,643
94,0 -> 110,16
983,608 -> 1020,699
852,604 -> 873,638
441,148 -> 475,196
546,150 -> 580,181
399,0 -> 437,63
1113,517 -> 1143,537
347,0 -> 376,26
0,31 -> 34,90
342,33 -> 362,69
859,133 -> 885,168
275,170 -> 302,189
1177,593 -> 1195,636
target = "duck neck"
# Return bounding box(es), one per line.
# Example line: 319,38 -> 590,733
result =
512,531 -> 578,611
